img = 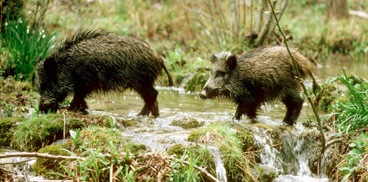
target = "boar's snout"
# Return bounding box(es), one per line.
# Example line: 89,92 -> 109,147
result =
199,90 -> 208,99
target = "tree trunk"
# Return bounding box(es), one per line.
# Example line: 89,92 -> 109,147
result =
326,0 -> 349,19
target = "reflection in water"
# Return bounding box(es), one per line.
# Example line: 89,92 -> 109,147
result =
87,88 -> 314,124
317,55 -> 368,79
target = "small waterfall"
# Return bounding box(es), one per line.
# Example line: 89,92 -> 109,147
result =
253,126 -> 329,181
208,146 -> 227,182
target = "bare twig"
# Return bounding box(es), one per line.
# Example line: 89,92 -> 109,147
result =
267,0 -> 326,173
181,159 -> 222,182
255,0 -> 266,33
0,152 -> 85,161
255,0 -> 275,46
204,0 -> 224,48
0,152 -> 220,182
267,0 -> 288,36
109,162 -> 113,182
325,138 -> 343,149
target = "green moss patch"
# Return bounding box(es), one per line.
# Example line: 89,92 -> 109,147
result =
187,122 -> 257,181
32,144 -> 71,179
183,72 -> 210,92
172,117 -> 204,129
0,116 -> 23,146
12,114 -> 84,152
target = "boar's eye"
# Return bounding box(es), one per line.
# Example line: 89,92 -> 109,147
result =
215,71 -> 226,78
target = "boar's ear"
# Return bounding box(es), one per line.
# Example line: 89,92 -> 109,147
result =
44,57 -> 57,76
210,54 -> 217,63
226,54 -> 237,70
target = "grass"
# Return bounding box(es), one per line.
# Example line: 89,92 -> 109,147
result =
1,16 -> 56,81
189,122 -> 256,181
338,132 -> 368,181
2,1 -> 367,83
12,113 -> 84,151
330,70 -> 368,133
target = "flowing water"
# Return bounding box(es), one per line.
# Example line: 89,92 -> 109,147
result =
1,55 -> 367,181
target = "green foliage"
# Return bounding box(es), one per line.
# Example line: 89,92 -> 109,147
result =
33,144 -> 71,179
74,125 -> 127,150
171,117 -> 204,129
54,141 -> 136,182
0,116 -> 22,146
169,152 -> 202,182
12,114 -> 84,151
183,72 -> 210,92
331,70 -> 368,133
189,122 -> 255,181
1,101 -> 15,117
338,132 -> 368,181
0,76 -> 38,117
1,17 -> 55,81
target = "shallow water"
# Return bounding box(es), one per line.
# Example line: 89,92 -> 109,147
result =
317,55 -> 368,79
1,55 -> 367,181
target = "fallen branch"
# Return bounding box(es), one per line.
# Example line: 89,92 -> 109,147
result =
325,138 -> 343,149
182,160 -> 222,182
0,152 -> 85,161
0,152 -> 221,182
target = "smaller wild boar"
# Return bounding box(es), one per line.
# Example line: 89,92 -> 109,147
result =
199,46 -> 318,126
36,29 -> 173,117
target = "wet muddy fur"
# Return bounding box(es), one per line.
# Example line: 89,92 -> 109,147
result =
200,46 -> 318,126
36,29 -> 174,117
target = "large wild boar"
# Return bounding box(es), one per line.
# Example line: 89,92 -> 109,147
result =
36,29 -> 174,117
199,46 -> 318,126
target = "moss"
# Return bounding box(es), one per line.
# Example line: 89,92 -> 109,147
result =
187,129 -> 203,142
12,114 -> 84,152
33,144 -> 71,179
0,116 -> 23,146
183,72 -> 210,92
121,119 -> 139,128
75,126 -> 128,150
256,165 -> 277,182
172,117 -> 204,129
129,144 -> 147,153
167,144 -> 187,158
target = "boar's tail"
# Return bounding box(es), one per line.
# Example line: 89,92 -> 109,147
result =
161,57 -> 174,89
294,50 -> 320,95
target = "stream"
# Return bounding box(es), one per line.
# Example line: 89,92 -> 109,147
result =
1,55 -> 367,181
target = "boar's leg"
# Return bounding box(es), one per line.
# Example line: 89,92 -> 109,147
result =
234,102 -> 257,122
282,94 -> 303,126
136,85 -> 159,117
69,92 -> 88,113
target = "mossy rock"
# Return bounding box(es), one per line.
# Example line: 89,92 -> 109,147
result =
0,116 -> 23,146
254,164 -> 277,182
129,143 -> 147,153
187,129 -> 203,142
73,126 -> 128,151
183,72 -> 210,92
121,119 -> 139,128
172,117 -> 204,129
12,114 -> 84,152
314,83 -> 339,111
33,144 -> 71,179
167,143 -> 186,158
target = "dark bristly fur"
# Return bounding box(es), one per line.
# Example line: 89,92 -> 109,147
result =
199,46 -> 318,126
36,29 -> 174,117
